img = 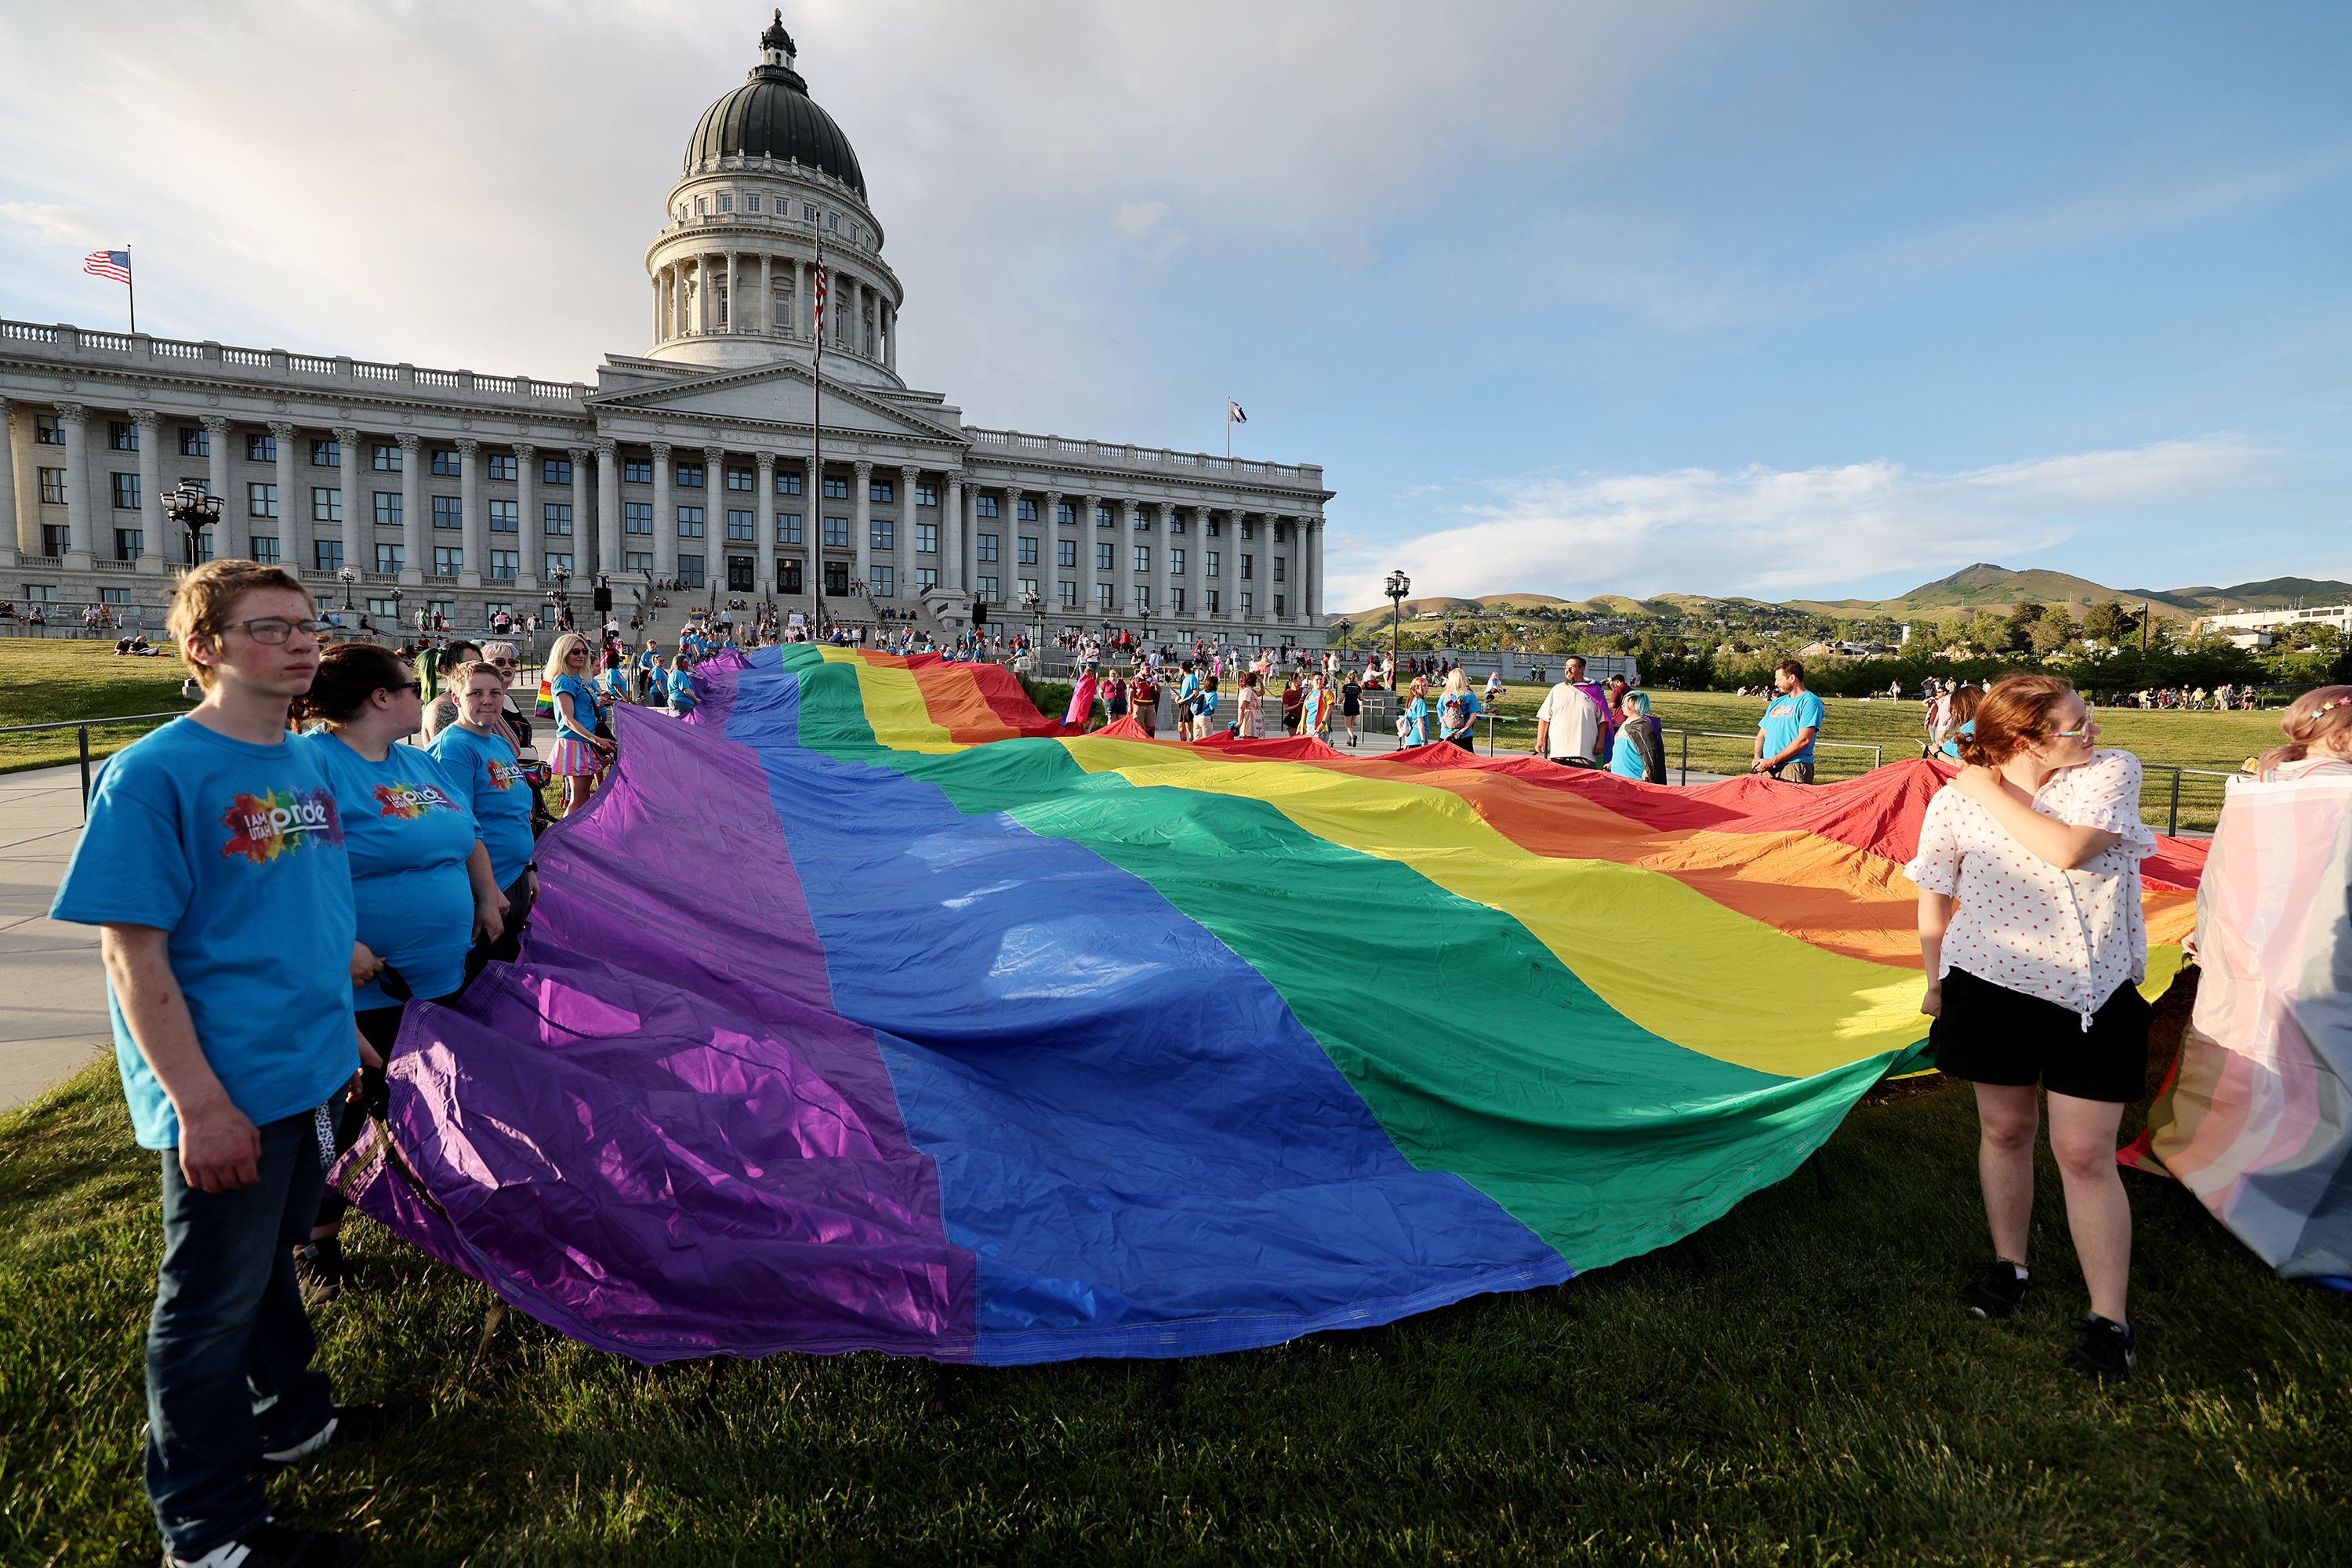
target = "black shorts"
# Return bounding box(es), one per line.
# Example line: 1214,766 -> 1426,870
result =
1929,966 -> 2151,1103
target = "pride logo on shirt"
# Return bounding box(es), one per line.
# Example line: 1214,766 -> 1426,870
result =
220,788 -> 344,863
372,781 -> 460,820
484,758 -> 528,791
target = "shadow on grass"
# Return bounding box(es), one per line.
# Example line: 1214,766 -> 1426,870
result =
3,1049 -> 2346,1566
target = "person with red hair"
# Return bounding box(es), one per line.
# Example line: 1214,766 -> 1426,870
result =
1904,674 -> 2158,1380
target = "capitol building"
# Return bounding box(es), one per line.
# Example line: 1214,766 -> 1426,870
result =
0,13 -> 1334,644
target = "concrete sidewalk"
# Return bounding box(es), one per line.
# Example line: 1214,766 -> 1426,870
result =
0,764 -> 109,1111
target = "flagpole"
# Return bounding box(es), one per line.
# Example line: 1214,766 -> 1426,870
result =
124,249 -> 136,334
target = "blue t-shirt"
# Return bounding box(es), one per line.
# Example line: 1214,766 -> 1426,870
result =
298,733 -> 481,1008
427,723 -> 535,890
668,668 -> 699,712
1759,688 -> 1825,763
49,717 -> 358,1149
554,673 -> 601,741
1609,728 -> 1646,780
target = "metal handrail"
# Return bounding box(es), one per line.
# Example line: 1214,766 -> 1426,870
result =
0,711 -> 191,820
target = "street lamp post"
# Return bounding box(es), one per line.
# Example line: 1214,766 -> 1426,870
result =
1332,618 -> 1352,662
1384,569 -> 1410,677
1020,587 -> 1044,660
336,564 -> 358,612
160,481 -> 223,568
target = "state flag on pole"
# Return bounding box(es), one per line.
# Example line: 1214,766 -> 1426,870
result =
1227,400 -> 1247,423
83,249 -> 131,285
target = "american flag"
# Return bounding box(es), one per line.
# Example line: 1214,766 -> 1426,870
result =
812,261 -> 827,337
1227,399 -> 1247,424
82,249 -> 131,285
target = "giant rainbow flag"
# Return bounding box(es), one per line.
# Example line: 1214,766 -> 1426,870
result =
339,646 -> 2205,1364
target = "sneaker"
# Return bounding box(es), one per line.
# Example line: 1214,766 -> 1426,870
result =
1960,1259 -> 2032,1319
261,1400 -> 428,1465
164,1519 -> 365,1567
292,1239 -> 344,1308
2060,1314 -> 2139,1381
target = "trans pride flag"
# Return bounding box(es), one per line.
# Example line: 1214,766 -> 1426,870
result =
338,646 -> 2206,1364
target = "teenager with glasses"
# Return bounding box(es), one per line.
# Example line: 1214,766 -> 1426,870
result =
49,561 -> 415,1567
1904,673 -> 2158,1380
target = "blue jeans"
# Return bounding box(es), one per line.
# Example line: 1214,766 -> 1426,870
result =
147,1109 -> 337,1558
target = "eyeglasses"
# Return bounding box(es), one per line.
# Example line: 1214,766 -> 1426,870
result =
382,681 -> 423,698
489,659 -> 517,669
2046,706 -> 2098,741
223,618 -> 334,644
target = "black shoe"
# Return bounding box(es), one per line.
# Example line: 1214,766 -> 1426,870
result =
1960,1259 -> 2032,1319
261,1399 -> 428,1465
165,1519 -> 365,1567
2060,1314 -> 2138,1381
292,1238 -> 345,1308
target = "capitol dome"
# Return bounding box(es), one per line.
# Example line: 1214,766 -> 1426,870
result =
684,11 -> 866,198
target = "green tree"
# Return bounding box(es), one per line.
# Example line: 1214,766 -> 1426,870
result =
2081,600 -> 2136,646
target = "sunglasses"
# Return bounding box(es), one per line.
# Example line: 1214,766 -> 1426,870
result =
382,680 -> 423,698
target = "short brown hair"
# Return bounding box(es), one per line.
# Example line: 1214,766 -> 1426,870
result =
2261,684 -> 2352,774
165,559 -> 312,690
1958,674 -> 2077,768
1775,659 -> 1806,682
307,643 -> 411,724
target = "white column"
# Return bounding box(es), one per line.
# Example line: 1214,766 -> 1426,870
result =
565,444 -> 592,586
3,398 -> 31,559
54,403 -> 93,568
1081,492 -> 1102,619
593,436 -> 619,581
268,420 -> 301,573
899,465 -> 922,595
397,434 -> 423,584
132,408 -> 165,569
884,302 -> 897,373
650,441 -> 674,579
795,258 -> 809,338
1119,499 -> 1140,619
1044,490 -> 1063,619
512,442 -> 537,590
454,437 -> 483,587
756,452 -> 777,594
727,253 -> 741,332
943,471 -> 964,593
1195,507 -> 1213,621
652,271 -> 662,343
1308,517 -> 1324,627
702,444 -> 727,589
195,416 -> 230,564
760,254 -> 775,334
852,459 -> 873,596
333,425 -> 362,576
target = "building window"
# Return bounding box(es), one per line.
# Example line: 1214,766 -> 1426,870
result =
1170,547 -> 1185,575
112,473 -> 141,510
1207,517 -> 1223,537
1168,514 -> 1187,535
1241,554 -> 1254,579
1095,506 -> 1114,528
312,487 -> 342,523
249,535 -> 278,564
974,495 -> 998,518
110,420 -> 139,452
39,524 -> 71,556
35,415 -> 64,445
544,551 -> 573,576
249,482 -> 279,518
114,528 -> 143,561
1274,593 -> 1287,615
375,543 -> 404,574
1055,502 -> 1076,525
625,458 -> 654,484
310,438 -> 340,467
869,518 -> 894,550
677,554 -> 706,588
1241,520 -> 1256,540
744,195 -> 760,213
868,479 -> 893,504
489,550 -> 519,580
1241,592 -> 1255,615
677,506 -> 706,538
625,550 -> 654,573
916,567 -> 939,593
372,443 -> 401,471
675,462 -> 704,488
543,457 -> 573,485
803,203 -> 818,221
1096,582 -> 1116,609
822,515 -> 849,546
726,509 -> 756,541
976,575 -> 1000,601
779,558 -> 804,593
1017,498 -> 1039,521
180,426 -> 209,458
1018,536 -> 1038,565
1273,557 -> 1286,583
1206,551 -> 1220,578
872,564 -> 894,597
426,599 -> 456,620
247,433 -> 277,463
775,470 -> 802,495
1057,539 -> 1076,568
433,496 -> 462,530
488,499 -> 518,533
1095,541 -> 1114,572
777,512 -> 804,544
821,476 -> 849,499
543,503 -> 573,536
1133,546 -> 1151,573
314,540 -> 343,572
1134,585 -> 1151,612
822,561 -> 849,594
914,521 -> 938,554
483,602 -> 516,622
1170,586 -> 1185,613
1058,580 -> 1078,605
1018,576 -> 1038,600
432,448 -> 460,476
486,454 -> 516,481
717,194 -> 733,212
1134,509 -> 1152,530
625,502 -> 654,535
433,546 -> 463,575
1207,589 -> 1220,614
975,532 -> 999,562
365,597 -> 401,617
38,468 -> 66,505
724,466 -> 754,492
99,586 -> 131,605
909,484 -> 936,507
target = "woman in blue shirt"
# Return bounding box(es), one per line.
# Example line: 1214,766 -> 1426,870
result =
546,633 -> 615,818
429,659 -> 537,959
1401,678 -> 1432,747
667,654 -> 700,717
295,641 -> 505,1300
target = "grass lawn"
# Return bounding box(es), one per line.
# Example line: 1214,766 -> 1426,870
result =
0,639 -> 193,775
7,1004 -> 2347,1566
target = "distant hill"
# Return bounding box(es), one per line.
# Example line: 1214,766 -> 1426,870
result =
1339,566 -> 2350,626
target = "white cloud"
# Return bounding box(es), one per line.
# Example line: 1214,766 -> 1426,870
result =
1324,437 -> 2265,609
0,202 -> 111,248
1112,202 -> 1170,240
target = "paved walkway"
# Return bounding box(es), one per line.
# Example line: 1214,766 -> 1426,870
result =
0,764 -> 109,1111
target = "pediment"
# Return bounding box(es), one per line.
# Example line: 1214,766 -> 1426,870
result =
590,361 -> 964,446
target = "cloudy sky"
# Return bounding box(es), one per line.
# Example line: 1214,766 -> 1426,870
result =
3,1 -> 2347,610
